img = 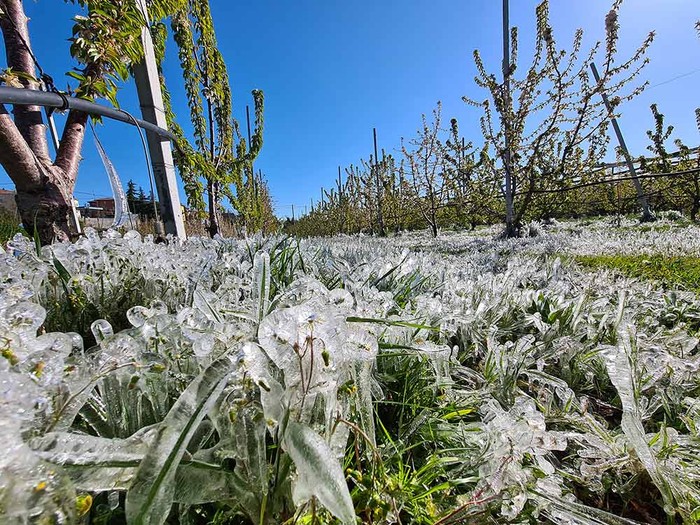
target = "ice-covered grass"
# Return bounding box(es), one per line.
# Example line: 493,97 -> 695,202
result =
2,219 -> 700,523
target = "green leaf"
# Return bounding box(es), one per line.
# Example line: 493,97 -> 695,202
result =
125,356 -> 237,525
32,430 -> 249,501
30,430 -> 154,491
346,316 -> 439,331
283,421 -> 355,524
173,462 -> 249,506
233,406 -> 268,498
52,257 -> 72,285
66,70 -> 85,83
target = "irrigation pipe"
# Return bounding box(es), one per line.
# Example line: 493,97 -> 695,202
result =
0,86 -> 177,142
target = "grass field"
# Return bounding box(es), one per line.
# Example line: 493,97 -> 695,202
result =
2,218 -> 700,524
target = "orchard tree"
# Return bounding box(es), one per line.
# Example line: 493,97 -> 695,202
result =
442,118 -> 493,228
237,167 -> 277,234
345,161 -> 374,233
168,0 -> 263,237
0,0 -> 182,245
466,0 -> 654,236
639,105 -> 700,219
402,102 -> 448,238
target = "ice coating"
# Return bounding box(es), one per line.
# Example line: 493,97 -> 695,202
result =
0,222 -> 700,521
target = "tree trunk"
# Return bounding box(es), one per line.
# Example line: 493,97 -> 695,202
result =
14,167 -> 74,242
0,103 -> 85,244
207,179 -> 220,237
0,0 -> 88,245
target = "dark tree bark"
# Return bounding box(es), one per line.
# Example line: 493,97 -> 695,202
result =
207,180 -> 220,237
0,0 -> 88,244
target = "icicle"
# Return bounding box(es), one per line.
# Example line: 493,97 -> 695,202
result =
93,131 -> 131,229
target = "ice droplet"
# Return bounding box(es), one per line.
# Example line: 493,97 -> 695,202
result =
123,230 -> 141,242
149,300 -> 168,316
126,306 -> 151,328
2,301 -> 46,339
91,319 -> 114,342
108,490 -> 120,510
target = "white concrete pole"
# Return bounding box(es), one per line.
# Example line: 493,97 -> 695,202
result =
133,0 -> 187,239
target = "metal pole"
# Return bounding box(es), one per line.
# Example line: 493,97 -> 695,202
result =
590,62 -> 653,221
132,0 -> 187,238
43,103 -> 82,235
502,0 -> 515,235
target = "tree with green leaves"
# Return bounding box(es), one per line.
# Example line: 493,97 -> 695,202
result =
125,178 -> 137,213
0,0 -> 182,245
166,0 -> 263,237
237,167 -> 278,234
643,104 -> 674,173
249,171 -> 279,234
466,0 -> 654,236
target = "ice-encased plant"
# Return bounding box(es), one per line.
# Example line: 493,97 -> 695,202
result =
0,233 -> 379,524
2,221 -> 700,522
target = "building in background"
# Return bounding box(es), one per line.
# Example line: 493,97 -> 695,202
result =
0,189 -> 18,216
82,197 -> 115,218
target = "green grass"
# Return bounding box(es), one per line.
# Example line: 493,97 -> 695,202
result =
0,210 -> 25,244
576,254 -> 700,294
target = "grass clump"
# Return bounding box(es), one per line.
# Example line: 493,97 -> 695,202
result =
0,209 -> 24,244
576,254 -> 700,294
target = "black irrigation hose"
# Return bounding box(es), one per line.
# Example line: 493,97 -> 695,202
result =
0,86 -> 177,142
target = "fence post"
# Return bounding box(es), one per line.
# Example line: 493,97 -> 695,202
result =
133,0 -> 187,238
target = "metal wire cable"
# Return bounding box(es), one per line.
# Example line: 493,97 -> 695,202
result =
517,167 -> 700,196
118,109 -> 162,227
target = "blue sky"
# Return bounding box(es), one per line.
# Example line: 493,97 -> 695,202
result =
0,0 -> 698,218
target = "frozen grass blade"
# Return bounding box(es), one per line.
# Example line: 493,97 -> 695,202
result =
283,420 -> 355,524
604,327 -> 687,519
125,356 -> 237,525
253,251 -> 271,323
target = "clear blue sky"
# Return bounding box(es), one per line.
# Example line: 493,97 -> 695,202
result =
0,0 -> 698,218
